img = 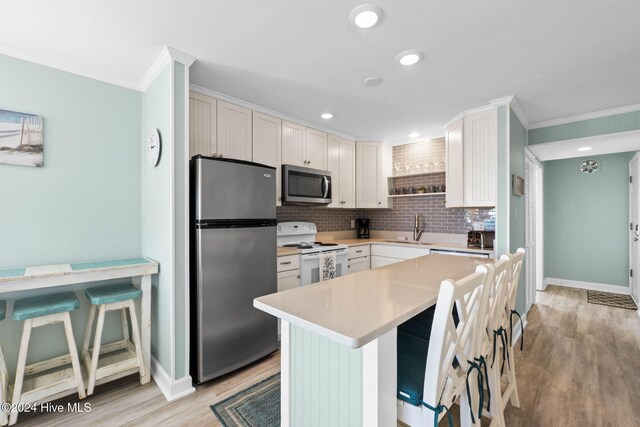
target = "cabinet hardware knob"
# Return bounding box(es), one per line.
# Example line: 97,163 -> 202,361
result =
297,275 -> 300,279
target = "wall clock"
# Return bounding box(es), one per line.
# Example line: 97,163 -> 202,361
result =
580,159 -> 598,174
147,128 -> 161,166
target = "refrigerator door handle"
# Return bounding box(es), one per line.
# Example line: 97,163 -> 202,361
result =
322,176 -> 329,198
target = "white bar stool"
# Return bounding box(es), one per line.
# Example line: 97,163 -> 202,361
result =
9,292 -> 86,426
0,300 -> 8,427
82,283 -> 145,396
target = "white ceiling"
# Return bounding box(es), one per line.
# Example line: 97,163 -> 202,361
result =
2,0 -> 640,143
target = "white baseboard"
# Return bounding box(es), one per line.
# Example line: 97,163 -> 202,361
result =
544,277 -> 630,294
151,356 -> 196,402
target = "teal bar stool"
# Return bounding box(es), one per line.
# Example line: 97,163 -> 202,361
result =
0,300 -> 8,427
9,292 -> 85,426
82,283 -> 145,396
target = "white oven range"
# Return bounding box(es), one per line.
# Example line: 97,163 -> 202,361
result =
277,222 -> 348,285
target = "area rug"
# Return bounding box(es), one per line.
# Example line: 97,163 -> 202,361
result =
587,290 -> 638,310
211,374 -> 280,427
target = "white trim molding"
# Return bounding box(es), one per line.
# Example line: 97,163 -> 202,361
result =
0,42 -> 141,91
190,84 -> 357,141
527,128 -> 640,161
544,278 -> 631,294
140,47 -> 196,92
443,103 -> 496,130
529,103 -> 640,130
151,356 -> 195,402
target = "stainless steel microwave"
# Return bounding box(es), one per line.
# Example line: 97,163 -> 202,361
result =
282,164 -> 332,205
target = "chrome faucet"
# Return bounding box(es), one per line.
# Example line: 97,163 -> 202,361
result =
413,213 -> 423,242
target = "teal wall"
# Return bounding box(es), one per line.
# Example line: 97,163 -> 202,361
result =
529,110 -> 640,145
544,153 -> 631,287
496,106 -> 509,256
509,109 -> 527,312
290,324 -> 363,426
141,65 -> 173,375
173,62 -> 188,379
0,54 -> 142,376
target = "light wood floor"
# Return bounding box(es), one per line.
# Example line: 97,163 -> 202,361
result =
17,285 -> 640,426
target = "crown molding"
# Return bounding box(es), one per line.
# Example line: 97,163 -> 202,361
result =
529,103 -> 640,130
0,42 -> 140,91
139,47 -> 196,92
190,84 -> 357,141
489,95 -> 514,107
508,97 -> 530,129
443,103 -> 495,129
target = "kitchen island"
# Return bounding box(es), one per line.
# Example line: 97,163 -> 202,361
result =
254,253 -> 490,427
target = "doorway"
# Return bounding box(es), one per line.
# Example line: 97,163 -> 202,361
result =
629,153 -> 640,304
525,149 -> 543,311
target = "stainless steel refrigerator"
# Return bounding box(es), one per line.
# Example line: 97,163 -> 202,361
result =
190,155 -> 278,383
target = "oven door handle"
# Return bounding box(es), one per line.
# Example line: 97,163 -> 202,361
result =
322,176 -> 329,199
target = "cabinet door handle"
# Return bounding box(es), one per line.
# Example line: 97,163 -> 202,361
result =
280,261 -> 292,265
378,201 -> 382,205
356,250 -> 362,253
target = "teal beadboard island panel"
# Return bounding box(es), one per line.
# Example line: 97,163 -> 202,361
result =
290,324 -> 363,427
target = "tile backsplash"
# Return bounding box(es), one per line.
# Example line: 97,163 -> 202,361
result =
277,139 -> 496,234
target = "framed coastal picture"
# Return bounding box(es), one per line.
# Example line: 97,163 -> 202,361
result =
512,174 -> 524,196
0,109 -> 44,167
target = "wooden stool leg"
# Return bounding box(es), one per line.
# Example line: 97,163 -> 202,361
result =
0,342 -> 8,427
82,305 -> 96,358
127,301 -> 146,378
87,305 -> 106,396
9,320 -> 32,426
121,308 -> 129,342
62,312 -> 86,400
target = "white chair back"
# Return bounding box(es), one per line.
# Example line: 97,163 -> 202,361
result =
421,264 -> 492,419
500,248 -> 525,313
478,258 -> 510,358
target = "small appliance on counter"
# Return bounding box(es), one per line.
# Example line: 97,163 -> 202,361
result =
467,230 -> 495,249
356,218 -> 370,239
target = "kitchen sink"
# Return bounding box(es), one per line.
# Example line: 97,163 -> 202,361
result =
384,239 -> 433,246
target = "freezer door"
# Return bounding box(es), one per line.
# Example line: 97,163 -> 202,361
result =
194,157 -> 276,220
195,225 -> 278,382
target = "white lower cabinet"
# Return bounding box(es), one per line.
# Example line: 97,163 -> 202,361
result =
346,245 -> 370,274
277,255 -> 300,337
370,245 -> 430,268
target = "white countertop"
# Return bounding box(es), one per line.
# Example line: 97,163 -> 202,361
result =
255,254 -> 490,348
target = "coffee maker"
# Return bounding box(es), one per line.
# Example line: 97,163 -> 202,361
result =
356,218 -> 370,239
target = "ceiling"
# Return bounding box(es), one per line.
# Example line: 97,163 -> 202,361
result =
2,0 -> 640,143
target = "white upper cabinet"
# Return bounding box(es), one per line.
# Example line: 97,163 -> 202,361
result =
216,100 -> 252,161
189,92 -> 217,158
281,121 -> 306,167
327,136 -> 356,208
305,128 -> 328,170
445,119 -> 464,208
327,134 -> 342,208
463,109 -> 497,207
445,108 -> 497,207
253,112 -> 282,205
340,139 -> 356,208
356,141 -> 390,209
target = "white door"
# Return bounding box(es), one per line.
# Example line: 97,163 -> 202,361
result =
340,140 -> 356,208
525,151 -> 543,310
327,134 -> 341,208
216,100 -> 252,161
445,119 -> 464,207
281,121 -> 306,167
189,92 -> 217,158
253,112 -> 282,205
630,154 -> 640,303
305,128 -> 328,170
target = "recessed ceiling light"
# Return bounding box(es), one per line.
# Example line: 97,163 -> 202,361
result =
349,4 -> 384,29
396,50 -> 424,66
321,113 -> 334,120
408,132 -> 420,138
364,76 -> 383,86
577,146 -> 592,152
